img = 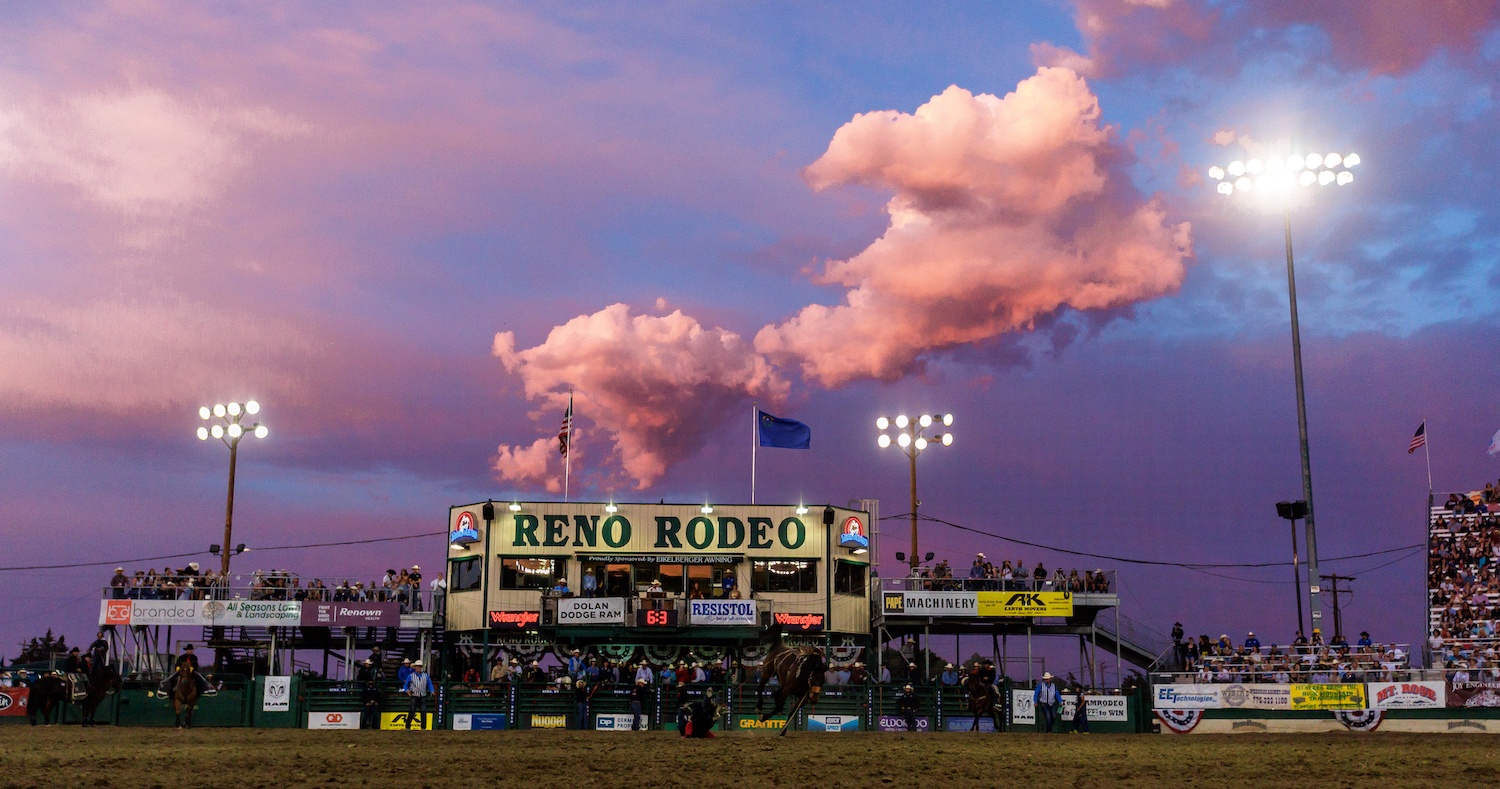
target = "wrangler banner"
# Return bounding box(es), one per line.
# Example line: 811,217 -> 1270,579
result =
1289,683 -> 1367,710
976,591 -> 1073,617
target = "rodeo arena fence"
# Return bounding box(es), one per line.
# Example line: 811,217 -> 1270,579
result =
8,491 -> 1500,734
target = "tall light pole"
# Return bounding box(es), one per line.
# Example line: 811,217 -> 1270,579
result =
876,413 -> 953,573
197,401 -> 268,576
1210,149 -> 1360,634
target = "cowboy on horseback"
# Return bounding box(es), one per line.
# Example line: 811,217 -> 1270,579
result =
162,644 -> 211,697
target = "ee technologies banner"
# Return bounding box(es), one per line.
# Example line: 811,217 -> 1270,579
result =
882,591 -> 1074,618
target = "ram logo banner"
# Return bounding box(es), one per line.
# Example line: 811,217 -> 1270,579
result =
307,711 -> 360,730
976,591 -> 1073,617
808,714 -> 860,731
450,510 -> 480,545
380,712 -> 432,730
262,676 -> 291,712
452,713 -> 508,730
690,599 -> 757,626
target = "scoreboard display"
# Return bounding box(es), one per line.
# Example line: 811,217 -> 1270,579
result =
635,607 -> 679,627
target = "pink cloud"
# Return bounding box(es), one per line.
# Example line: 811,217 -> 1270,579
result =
755,71 -> 1193,386
1034,0 -> 1500,79
493,304 -> 788,489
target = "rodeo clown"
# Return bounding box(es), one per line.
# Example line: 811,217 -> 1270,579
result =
676,686 -> 724,738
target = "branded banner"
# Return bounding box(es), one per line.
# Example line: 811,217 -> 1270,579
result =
380,712 -> 432,730
307,711 -> 360,729
263,676 -> 291,712
976,591 -> 1073,617
453,713 -> 508,730
557,597 -> 626,625
1447,679 -> 1500,708
808,714 -> 860,731
594,713 -> 638,731
876,715 -> 929,732
1289,683 -> 1367,710
1015,690 -> 1129,723
1368,681 -> 1445,709
881,591 -> 976,617
735,715 -> 788,731
301,602 -> 400,627
0,687 -> 27,716
689,599 -> 757,626
529,714 -> 568,729
945,716 -> 998,732
100,599 -> 204,626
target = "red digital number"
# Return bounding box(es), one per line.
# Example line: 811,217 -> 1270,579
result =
647,610 -> 667,625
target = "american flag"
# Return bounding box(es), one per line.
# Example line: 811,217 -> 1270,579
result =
558,397 -> 573,457
1408,422 -> 1426,454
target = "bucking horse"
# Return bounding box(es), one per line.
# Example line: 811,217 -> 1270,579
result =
28,664 -> 121,726
755,622 -> 827,736
79,664 -> 122,726
172,663 -> 201,728
27,674 -> 67,726
962,664 -> 1003,732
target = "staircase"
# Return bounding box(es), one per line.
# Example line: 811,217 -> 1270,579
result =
1091,612 -> 1176,671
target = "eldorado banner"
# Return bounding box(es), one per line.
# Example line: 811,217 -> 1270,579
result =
1289,683 -> 1367,710
977,591 -> 1073,617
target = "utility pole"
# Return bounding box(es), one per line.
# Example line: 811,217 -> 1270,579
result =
1320,573 -> 1356,643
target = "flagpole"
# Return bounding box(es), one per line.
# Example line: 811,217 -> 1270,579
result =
565,389 -> 573,503
1423,417 -> 1432,493
751,402 -> 758,505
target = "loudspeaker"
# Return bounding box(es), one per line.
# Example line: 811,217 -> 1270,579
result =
482,501 -> 495,521
822,505 -> 836,526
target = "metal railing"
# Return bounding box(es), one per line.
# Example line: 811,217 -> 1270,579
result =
102,585 -> 437,611
880,570 -> 1116,594
1151,664 -> 1438,685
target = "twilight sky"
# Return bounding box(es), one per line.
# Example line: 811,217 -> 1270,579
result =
2,1 -> 1499,668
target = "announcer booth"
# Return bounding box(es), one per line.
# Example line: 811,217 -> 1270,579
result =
443,501 -> 873,673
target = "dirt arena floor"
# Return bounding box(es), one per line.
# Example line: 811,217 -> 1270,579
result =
4,728 -> 1498,788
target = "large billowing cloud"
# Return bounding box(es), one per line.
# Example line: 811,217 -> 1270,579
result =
493,304 -> 788,489
755,70 -> 1192,386
1033,0 -> 1500,78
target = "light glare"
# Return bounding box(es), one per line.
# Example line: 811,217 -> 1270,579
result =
1227,160 -> 1245,177
876,416 -> 889,430
1299,171 -> 1316,186
942,433 -> 953,446
196,427 -> 209,440
199,406 -> 211,420
1305,153 -> 1324,169
943,414 -> 953,426
914,437 -> 928,451
213,403 -> 226,418
254,425 -> 268,438
1324,153 -> 1342,168
1208,166 -> 1225,180
1217,182 -> 1233,195
1286,154 -> 1305,171
210,424 -> 224,439
895,414 -> 909,428
897,433 -> 911,448
1336,171 -> 1353,186
1318,170 -> 1334,186
1235,176 -> 1252,192
878,434 -> 892,448
245,400 -> 260,415
1246,158 -> 1264,175
919,414 -> 932,427
227,402 -> 242,416
1344,153 -> 1360,167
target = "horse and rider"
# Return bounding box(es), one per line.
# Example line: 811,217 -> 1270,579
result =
754,621 -> 827,736
30,632 -> 121,726
961,658 -> 1003,731
159,644 -> 211,728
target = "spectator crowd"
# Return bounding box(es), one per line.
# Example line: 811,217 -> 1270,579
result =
1428,481 -> 1500,676
1167,622 -> 1409,683
108,564 -> 439,613
904,553 -> 1113,593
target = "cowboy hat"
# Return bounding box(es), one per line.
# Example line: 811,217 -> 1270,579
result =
1042,671 -> 1054,680
903,684 -> 914,691
412,661 -> 424,667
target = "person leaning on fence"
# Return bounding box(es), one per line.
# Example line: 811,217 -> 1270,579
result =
1033,672 -> 1062,733
360,671 -> 381,729
631,678 -> 651,730
1072,689 -> 1090,734
574,678 -> 597,730
898,684 -> 920,732
402,660 -> 434,730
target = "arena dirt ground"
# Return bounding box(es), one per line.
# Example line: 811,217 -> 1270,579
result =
4,728 -> 1499,788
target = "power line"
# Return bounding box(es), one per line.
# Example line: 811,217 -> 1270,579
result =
0,531 -> 446,573
879,512 -> 1423,569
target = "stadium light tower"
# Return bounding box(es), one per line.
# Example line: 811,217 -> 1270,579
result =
1210,149 -> 1361,634
876,413 -> 954,573
197,401 -> 268,576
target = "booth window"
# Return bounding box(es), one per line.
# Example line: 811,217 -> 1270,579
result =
751,560 -> 818,593
449,557 -> 482,592
499,558 -> 567,591
834,561 -> 865,595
